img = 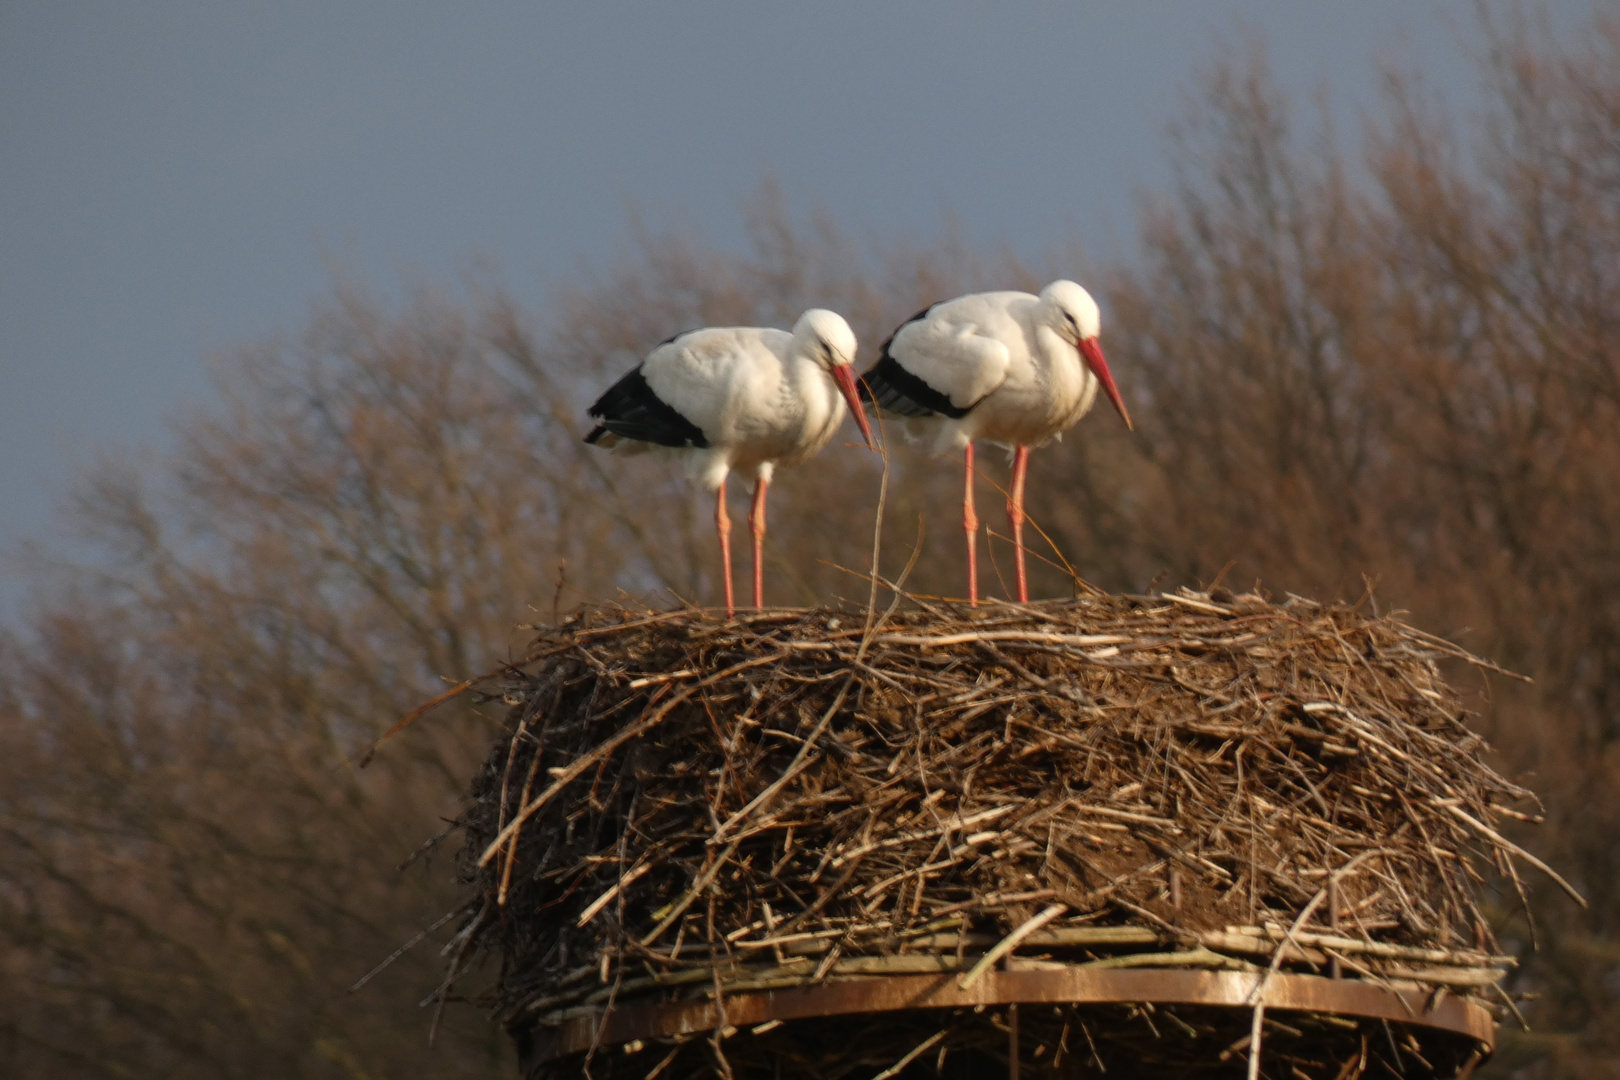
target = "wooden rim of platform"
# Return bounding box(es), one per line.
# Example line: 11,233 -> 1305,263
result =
523,967 -> 1496,1064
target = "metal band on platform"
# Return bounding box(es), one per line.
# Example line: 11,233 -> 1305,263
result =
524,967 -> 1495,1065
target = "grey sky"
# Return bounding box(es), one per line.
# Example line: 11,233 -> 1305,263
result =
0,3 -> 1564,615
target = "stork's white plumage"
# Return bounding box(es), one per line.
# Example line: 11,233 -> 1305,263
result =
859,281 -> 1132,605
585,309 -> 875,615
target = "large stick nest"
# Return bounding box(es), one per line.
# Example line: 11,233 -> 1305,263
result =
438,590 -> 1564,1075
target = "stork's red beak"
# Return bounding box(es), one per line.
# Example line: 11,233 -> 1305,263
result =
1079,338 -> 1133,431
832,365 -> 878,450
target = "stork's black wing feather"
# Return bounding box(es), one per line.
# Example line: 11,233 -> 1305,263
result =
584,365 -> 709,449
857,305 -> 973,419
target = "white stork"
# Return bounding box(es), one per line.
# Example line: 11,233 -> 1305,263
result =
858,280 -> 1132,605
585,309 -> 876,615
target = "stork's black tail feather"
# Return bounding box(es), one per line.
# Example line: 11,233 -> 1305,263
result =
858,304 -> 973,420
584,366 -> 709,448
859,355 -> 948,417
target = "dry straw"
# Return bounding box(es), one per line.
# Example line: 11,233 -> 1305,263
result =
422,588 -> 1568,1075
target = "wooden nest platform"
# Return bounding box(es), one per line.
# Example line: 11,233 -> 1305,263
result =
441,591 -> 1569,1079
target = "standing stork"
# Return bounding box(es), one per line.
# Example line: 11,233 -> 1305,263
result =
858,280 -> 1132,605
585,309 -> 876,616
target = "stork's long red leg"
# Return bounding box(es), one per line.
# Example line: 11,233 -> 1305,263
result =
964,442 -> 979,607
1007,445 -> 1030,603
715,483 -> 735,618
749,475 -> 769,609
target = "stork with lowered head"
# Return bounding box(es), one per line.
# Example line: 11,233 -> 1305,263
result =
859,280 -> 1132,605
586,309 -> 876,615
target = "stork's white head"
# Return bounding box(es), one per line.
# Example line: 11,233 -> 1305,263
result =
795,308 -> 858,370
793,308 -> 875,451
1040,280 -> 1132,432
1041,280 -> 1102,341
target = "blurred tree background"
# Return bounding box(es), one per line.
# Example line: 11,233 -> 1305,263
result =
3,10 -> 1618,1079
